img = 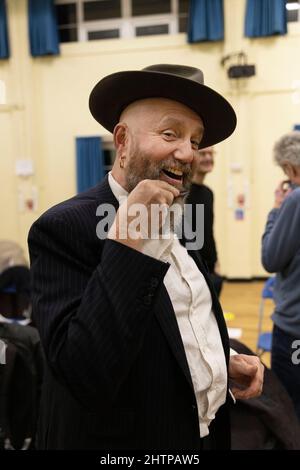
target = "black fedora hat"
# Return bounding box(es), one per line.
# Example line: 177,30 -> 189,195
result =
89,64 -> 237,149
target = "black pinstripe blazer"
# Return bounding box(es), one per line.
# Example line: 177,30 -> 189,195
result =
28,175 -> 231,450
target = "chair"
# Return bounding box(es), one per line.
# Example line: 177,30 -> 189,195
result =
256,277 -> 275,357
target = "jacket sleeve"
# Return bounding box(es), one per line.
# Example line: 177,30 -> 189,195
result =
261,191 -> 300,273
28,214 -> 169,409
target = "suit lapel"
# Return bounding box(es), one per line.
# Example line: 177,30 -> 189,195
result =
155,286 -> 194,391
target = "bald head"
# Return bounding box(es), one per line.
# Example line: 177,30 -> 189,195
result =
119,98 -> 204,134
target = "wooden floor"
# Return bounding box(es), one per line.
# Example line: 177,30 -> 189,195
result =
220,281 -> 273,367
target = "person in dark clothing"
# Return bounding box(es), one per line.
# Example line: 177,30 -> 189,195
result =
0,241 -> 44,449
0,240 -> 31,323
262,131 -> 300,422
186,147 -> 223,296
0,321 -> 44,449
28,64 -> 264,450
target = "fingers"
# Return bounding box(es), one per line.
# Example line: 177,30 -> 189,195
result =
145,179 -> 180,203
128,179 -> 181,210
153,179 -> 181,195
238,361 -> 258,376
111,179 -> 182,246
229,355 -> 265,400
231,362 -> 264,400
129,179 -> 180,207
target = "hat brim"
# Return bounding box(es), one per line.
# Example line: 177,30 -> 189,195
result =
89,70 -> 236,148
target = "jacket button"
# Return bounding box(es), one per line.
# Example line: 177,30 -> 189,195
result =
143,295 -> 152,306
150,277 -> 159,288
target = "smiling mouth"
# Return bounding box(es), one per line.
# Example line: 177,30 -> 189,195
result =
162,168 -> 183,181
160,168 -> 190,196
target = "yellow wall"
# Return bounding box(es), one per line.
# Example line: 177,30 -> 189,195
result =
1,0 -> 300,277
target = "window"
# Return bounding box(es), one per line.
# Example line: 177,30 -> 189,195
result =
56,2 -> 78,42
88,29 -> 120,39
59,27 -> 78,42
135,24 -> 169,36
131,0 -> 171,16
83,0 -> 121,21
178,0 -> 189,32
55,0 -> 189,43
286,1 -> 300,22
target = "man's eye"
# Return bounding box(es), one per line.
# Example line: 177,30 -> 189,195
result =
163,131 -> 175,138
191,140 -> 200,149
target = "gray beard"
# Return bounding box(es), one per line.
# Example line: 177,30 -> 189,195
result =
123,145 -> 189,236
124,144 -> 191,194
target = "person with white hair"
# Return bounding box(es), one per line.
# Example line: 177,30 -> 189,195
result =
262,131 -> 300,422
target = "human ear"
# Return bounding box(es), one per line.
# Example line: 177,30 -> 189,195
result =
282,163 -> 293,179
113,123 -> 128,149
113,123 -> 129,169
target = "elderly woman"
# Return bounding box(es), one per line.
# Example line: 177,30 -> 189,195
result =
262,131 -> 300,422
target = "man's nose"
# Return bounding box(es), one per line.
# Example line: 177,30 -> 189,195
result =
174,140 -> 194,163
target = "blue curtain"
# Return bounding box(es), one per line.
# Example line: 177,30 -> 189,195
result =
0,0 -> 9,59
188,0 -> 224,43
28,0 -> 60,57
76,137 -> 105,193
245,0 -> 287,38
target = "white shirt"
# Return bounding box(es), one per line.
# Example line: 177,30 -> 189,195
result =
108,172 -> 228,437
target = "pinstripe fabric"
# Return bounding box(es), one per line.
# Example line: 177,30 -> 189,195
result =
28,175 -> 231,450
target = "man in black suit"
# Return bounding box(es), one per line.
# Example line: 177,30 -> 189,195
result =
186,146 -> 223,297
28,64 -> 264,450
